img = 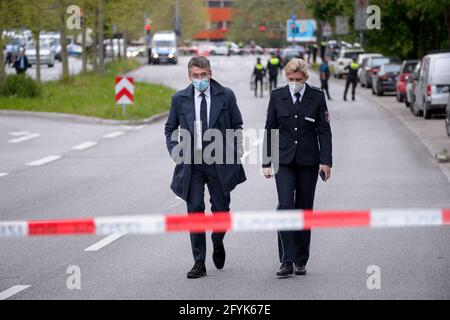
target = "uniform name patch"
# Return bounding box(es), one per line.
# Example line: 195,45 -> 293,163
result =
305,117 -> 316,123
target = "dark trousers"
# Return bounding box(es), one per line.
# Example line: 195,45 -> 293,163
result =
344,77 -> 357,100
320,79 -> 331,100
255,78 -> 264,97
269,74 -> 278,92
187,163 -> 231,263
275,163 -> 319,265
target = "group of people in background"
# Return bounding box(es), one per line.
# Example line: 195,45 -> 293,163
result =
252,50 -> 360,102
252,52 -> 283,98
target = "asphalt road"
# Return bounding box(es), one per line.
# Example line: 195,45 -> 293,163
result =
0,55 -> 449,300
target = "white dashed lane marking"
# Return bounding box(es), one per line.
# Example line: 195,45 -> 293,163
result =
26,155 -> 61,167
71,142 -> 98,151
84,232 -> 127,252
0,173 -> 9,177
0,285 -> 31,300
104,131 -> 125,139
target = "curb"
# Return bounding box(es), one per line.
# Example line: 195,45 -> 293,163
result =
0,109 -> 169,126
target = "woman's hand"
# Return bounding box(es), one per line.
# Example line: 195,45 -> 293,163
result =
263,167 -> 273,179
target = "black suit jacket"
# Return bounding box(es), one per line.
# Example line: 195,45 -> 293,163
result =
263,84 -> 332,168
165,79 -> 247,200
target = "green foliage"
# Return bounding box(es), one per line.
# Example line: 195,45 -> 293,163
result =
0,75 -> 41,98
0,59 -> 174,120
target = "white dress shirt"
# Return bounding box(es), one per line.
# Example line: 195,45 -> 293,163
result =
194,85 -> 211,150
289,83 -> 306,105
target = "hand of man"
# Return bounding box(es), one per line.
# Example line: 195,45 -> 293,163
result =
263,167 -> 273,179
320,165 -> 331,182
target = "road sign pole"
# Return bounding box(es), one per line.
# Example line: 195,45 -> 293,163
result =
122,104 -> 126,116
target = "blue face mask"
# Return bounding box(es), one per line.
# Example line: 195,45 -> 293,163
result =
192,78 -> 210,92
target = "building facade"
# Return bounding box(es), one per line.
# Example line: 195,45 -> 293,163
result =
194,0 -> 235,41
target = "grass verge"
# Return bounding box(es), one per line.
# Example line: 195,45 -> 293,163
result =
0,59 -> 175,120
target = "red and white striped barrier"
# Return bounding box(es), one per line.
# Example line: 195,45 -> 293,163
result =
1,209 -> 449,238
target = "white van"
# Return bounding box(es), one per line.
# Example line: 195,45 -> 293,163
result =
412,52 -> 450,119
151,31 -> 178,64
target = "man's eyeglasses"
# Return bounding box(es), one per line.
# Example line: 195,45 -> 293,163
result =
190,72 -> 210,80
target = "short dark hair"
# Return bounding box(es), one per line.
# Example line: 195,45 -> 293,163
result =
188,56 -> 211,73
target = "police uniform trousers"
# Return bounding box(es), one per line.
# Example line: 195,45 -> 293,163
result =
187,152 -> 230,263
275,161 -> 319,266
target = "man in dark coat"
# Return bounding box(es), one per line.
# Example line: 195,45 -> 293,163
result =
165,56 -> 246,279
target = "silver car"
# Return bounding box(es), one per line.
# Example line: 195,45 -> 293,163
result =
25,42 -> 55,68
411,52 -> 450,119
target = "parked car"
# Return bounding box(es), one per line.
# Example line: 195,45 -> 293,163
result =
280,47 -> 305,65
333,48 -> 365,78
211,42 -> 228,55
360,56 -> 401,89
371,63 -> 401,96
357,53 -> 382,83
411,52 -> 450,119
446,94 -> 450,137
405,61 -> 421,108
396,60 -> 419,102
25,42 -> 55,67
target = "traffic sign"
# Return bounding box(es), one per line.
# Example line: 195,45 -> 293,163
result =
335,16 -> 349,35
322,22 -> 333,37
115,77 -> 134,115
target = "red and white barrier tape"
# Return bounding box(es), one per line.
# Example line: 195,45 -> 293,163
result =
1,209 -> 449,238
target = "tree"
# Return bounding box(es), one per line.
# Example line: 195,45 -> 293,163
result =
229,0 -> 311,47
20,0 -> 56,83
0,1 -> 22,86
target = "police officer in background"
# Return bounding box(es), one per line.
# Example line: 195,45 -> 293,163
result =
253,57 -> 266,98
343,58 -> 360,101
320,56 -> 332,100
262,59 -> 332,278
267,54 -> 282,92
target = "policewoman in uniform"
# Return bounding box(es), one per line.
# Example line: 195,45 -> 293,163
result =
262,59 -> 332,278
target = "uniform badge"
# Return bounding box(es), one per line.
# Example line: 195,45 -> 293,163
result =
325,111 -> 330,124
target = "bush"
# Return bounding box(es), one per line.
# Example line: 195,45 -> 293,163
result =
0,75 -> 41,98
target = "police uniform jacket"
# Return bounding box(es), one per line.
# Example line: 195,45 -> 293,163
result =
263,84 -> 332,168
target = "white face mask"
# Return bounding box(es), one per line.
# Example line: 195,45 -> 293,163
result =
288,81 -> 304,94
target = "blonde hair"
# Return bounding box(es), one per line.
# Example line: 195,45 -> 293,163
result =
284,58 -> 309,80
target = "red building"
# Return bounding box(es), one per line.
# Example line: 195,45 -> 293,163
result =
194,0 -> 235,41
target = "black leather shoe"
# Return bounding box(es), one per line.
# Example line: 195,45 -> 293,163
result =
276,263 -> 294,278
187,261 -> 206,279
213,243 -> 226,270
294,265 -> 307,276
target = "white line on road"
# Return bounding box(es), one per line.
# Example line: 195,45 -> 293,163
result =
71,141 -> 98,151
0,173 -> 9,177
104,131 -> 125,139
8,133 -> 41,144
84,232 -> 127,252
26,155 -> 61,167
0,285 -> 31,300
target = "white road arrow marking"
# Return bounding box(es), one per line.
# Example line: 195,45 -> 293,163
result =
8,132 -> 41,144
